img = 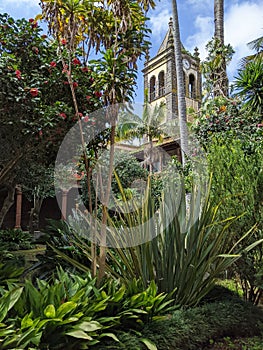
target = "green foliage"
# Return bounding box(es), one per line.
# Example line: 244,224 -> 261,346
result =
95,289 -> 263,349
191,96 -> 263,150
202,38 -> 234,98
104,178 -> 261,307
207,138 -> 263,304
234,55 -> 263,115
31,219 -> 92,280
0,229 -> 33,251
0,262 -> 24,296
80,150 -> 148,213
46,176 -> 261,308
0,268 -> 172,349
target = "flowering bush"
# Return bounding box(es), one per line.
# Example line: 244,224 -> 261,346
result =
0,14 -> 103,168
192,96 -> 263,151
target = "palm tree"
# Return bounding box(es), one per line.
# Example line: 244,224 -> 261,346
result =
117,102 -> 166,173
213,0 -> 228,96
234,36 -> 263,115
171,0 -> 189,166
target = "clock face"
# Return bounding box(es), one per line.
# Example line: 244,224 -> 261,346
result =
183,58 -> 190,70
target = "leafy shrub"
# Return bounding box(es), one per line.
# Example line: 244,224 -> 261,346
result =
0,269 -> 174,349
96,289 -> 263,349
0,229 -> 33,251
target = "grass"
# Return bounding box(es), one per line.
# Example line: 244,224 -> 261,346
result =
204,336 -> 263,349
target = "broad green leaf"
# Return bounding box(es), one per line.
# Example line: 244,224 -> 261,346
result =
140,338 -> 158,350
44,304 -> 56,318
56,301 -> 77,318
78,321 -> 102,332
100,332 -> 119,342
66,330 -> 93,340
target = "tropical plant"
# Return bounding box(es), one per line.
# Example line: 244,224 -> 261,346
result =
207,138 -> 263,304
41,176 -> 262,308
40,0 -> 155,281
171,0 -> 189,165
80,150 -> 148,214
201,39 -> 234,99
234,55 -> 263,115
191,96 -> 263,151
0,229 -> 33,251
0,13 -> 102,227
212,0 -> 229,96
117,102 -> 167,173
0,269 -> 172,349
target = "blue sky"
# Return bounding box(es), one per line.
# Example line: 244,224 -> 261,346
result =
1,0 -> 263,102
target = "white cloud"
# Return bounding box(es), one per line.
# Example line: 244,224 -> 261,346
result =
149,8 -> 171,38
184,0 -> 263,81
0,0 -> 39,6
0,0 -> 40,16
185,0 -> 212,12
225,1 -> 263,79
186,15 -> 213,59
148,8 -> 171,55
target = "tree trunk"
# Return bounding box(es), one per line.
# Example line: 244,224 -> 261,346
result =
171,0 -> 189,166
214,0 -> 228,96
214,0 -> 224,44
0,183 -> 16,228
28,196 -> 43,235
98,122 -> 117,283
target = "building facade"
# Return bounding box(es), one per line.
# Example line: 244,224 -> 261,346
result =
142,18 -> 202,121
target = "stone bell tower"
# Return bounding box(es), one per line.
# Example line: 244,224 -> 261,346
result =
142,18 -> 202,121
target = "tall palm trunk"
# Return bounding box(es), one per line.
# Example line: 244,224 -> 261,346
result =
171,0 -> 189,166
214,0 -> 228,96
214,0 -> 224,44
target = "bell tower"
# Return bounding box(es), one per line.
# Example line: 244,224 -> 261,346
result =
142,18 -> 202,121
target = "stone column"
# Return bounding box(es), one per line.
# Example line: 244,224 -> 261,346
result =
61,189 -> 68,220
15,186 -> 22,229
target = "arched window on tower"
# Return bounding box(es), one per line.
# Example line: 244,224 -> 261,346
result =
158,71 -> 165,97
189,74 -> 196,99
149,76 -> 156,101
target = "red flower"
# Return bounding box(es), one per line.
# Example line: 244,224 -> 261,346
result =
28,18 -> 34,23
62,64 -> 68,73
30,88 -> 39,97
32,47 -> 39,54
15,70 -> 21,80
41,34 -> 47,39
257,123 -> 263,127
78,112 -> 83,118
73,82 -> 78,89
83,116 -> 89,122
31,21 -> 38,29
50,61 -> 57,67
86,95 -> 91,101
72,57 -> 81,65
60,38 -> 67,45
82,67 -> 89,72
59,113 -> 67,119
64,81 -> 69,85
94,91 -> 102,98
